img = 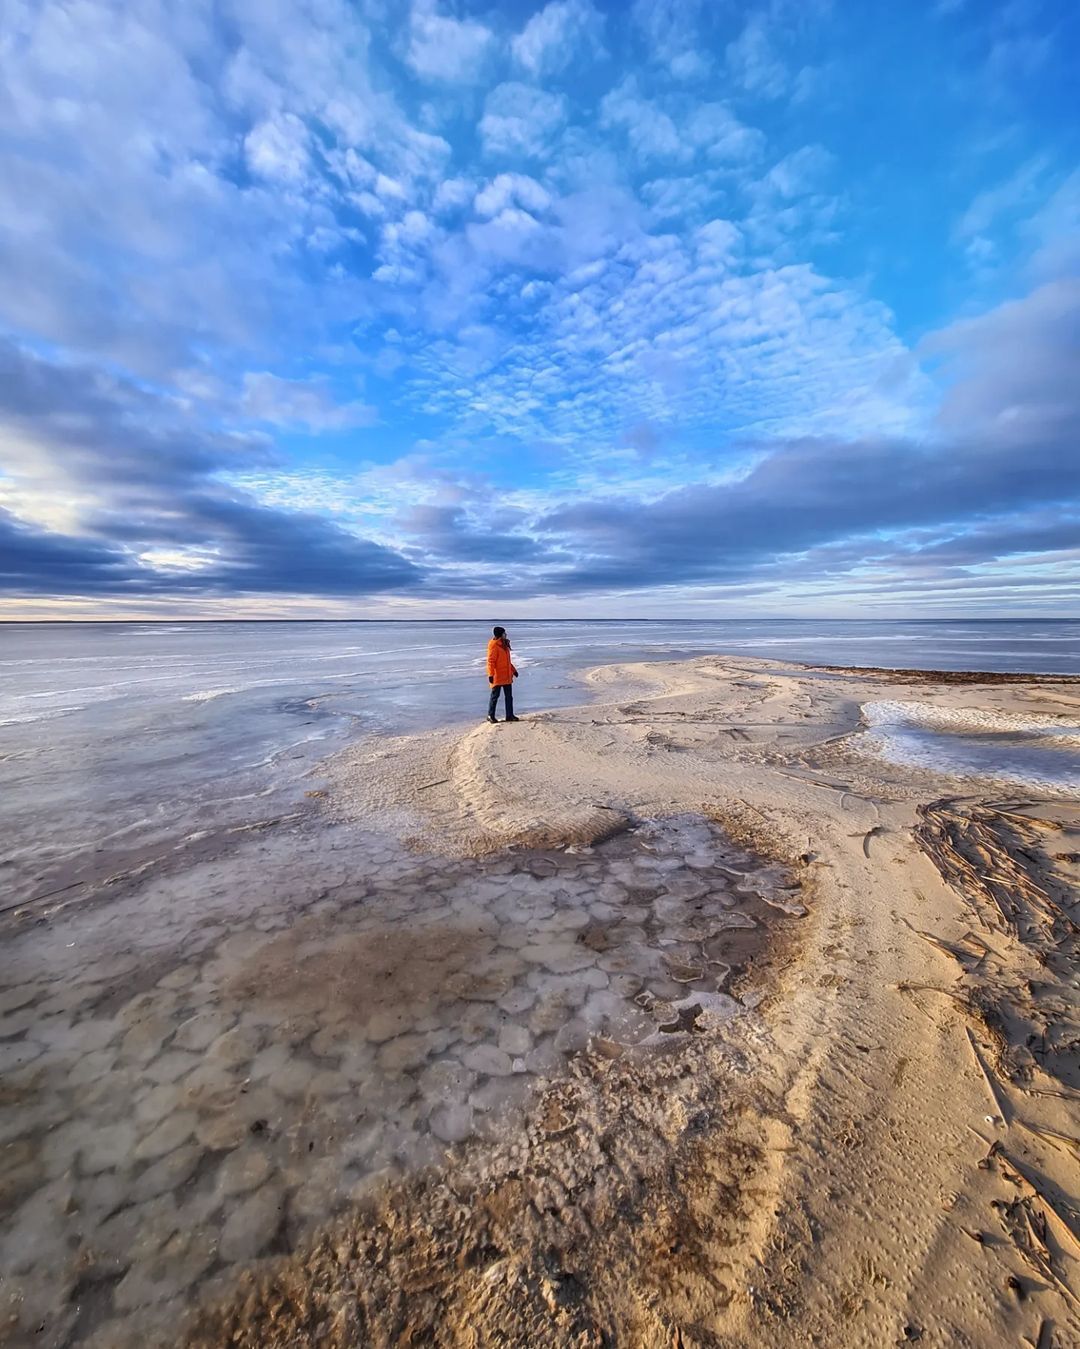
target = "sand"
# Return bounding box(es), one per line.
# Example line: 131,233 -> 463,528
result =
179,654 -> 1080,1347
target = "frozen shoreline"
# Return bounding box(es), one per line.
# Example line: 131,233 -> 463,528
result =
3,653 -> 1079,1346
4,619 -> 1078,919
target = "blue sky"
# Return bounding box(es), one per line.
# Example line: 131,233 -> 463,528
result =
0,0 -> 1077,618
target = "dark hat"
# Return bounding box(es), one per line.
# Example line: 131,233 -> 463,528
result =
493,625 -> 506,637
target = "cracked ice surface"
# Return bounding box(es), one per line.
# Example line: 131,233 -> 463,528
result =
0,813 -> 787,1347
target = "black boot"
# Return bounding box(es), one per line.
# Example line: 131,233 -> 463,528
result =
486,715 -> 498,723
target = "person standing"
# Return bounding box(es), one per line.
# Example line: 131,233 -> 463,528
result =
486,626 -> 520,723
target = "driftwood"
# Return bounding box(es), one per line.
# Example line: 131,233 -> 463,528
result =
862,825 -> 886,857
998,1152 -> 1080,1261
910,797 -> 1079,1313
965,1027 -> 1011,1123
1026,1087 -> 1080,1104
1018,1120 -> 1080,1161
914,798 -> 1079,1092
896,981 -> 969,1006
991,1149 -> 1080,1312
914,800 -> 1078,945
900,918 -> 990,971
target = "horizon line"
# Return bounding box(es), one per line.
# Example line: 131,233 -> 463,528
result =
2,616 -> 1077,626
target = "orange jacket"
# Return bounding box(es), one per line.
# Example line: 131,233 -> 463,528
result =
486,637 -> 517,685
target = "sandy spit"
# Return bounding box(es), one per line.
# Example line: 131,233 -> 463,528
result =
190,655 -> 1080,1348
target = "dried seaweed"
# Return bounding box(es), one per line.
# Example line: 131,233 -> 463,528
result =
915,800 -> 1078,945
1018,1120 -> 1080,1162
913,799 -> 1080,1096
992,1151 -> 1080,1309
965,1027 -> 1011,1123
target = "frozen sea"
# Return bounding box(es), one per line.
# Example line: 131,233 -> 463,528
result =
2,618 -> 1079,909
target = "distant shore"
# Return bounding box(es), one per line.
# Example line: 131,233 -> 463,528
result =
813,662 -> 1080,683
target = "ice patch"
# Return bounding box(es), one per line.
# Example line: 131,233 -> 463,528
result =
0,706 -> 83,726
863,700 -> 1080,745
181,687 -> 245,703
853,700 -> 1080,797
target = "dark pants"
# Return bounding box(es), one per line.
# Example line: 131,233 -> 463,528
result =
488,682 -> 514,719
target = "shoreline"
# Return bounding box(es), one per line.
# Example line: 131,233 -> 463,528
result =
2,653 -> 1078,1346
4,637 -> 1078,928
326,652 -> 1080,854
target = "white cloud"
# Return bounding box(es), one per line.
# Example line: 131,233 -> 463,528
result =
684,102 -> 765,162
694,218 -> 742,264
406,0 -> 496,84
465,206 -> 549,270
432,177 -> 475,214
669,49 -> 711,80
761,145 -> 834,199
985,31 -> 1050,83
480,82 -> 568,159
600,83 -> 762,169
2,0 -> 1076,618
474,173 -> 552,218
0,0 -> 455,380
351,190 -> 387,219
375,172 -> 408,202
137,547 -> 219,572
726,12 -> 787,98
954,156 -> 1048,240
600,79 -> 685,162
1024,170 -> 1080,278
628,0 -> 701,66
241,373 -> 377,430
641,172 -> 725,222
371,203 -> 444,287
963,235 -> 997,272
404,189 -> 930,451
631,0 -> 707,75
511,0 -> 606,78
244,113 -> 311,183
790,63 -> 829,106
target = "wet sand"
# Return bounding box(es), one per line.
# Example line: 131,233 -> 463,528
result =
3,655 -> 1079,1346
